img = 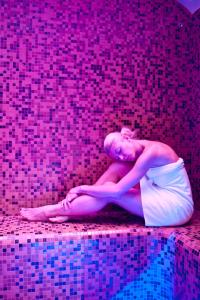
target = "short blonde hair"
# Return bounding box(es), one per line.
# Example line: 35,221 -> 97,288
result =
104,127 -> 138,155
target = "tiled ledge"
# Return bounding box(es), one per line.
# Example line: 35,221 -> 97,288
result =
0,209 -> 200,299
0,209 -> 199,248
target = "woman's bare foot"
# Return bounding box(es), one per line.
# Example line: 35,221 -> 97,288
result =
48,216 -> 69,223
20,207 -> 50,221
20,204 -> 68,222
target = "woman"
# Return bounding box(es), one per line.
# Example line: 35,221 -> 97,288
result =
20,128 -> 194,226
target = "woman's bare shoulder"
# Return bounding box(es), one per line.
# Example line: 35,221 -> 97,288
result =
142,141 -> 179,167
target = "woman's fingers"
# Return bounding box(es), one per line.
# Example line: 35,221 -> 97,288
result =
63,198 -> 71,210
67,193 -> 78,204
59,198 -> 69,210
58,184 -> 86,209
64,200 -> 70,210
59,193 -> 78,210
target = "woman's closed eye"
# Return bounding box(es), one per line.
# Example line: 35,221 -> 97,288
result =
115,147 -> 121,155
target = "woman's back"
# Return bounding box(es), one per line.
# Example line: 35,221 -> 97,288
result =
138,140 -> 179,167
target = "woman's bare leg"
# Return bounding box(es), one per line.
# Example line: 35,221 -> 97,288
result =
20,194 -> 110,221
112,188 -> 144,218
49,185 -> 141,223
20,188 -> 144,221
20,161 -> 143,222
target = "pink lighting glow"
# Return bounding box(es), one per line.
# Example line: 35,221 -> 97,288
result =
0,0 -> 200,299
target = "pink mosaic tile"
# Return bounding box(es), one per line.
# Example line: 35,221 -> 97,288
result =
0,0 -> 200,299
0,210 -> 200,299
0,0 -> 199,215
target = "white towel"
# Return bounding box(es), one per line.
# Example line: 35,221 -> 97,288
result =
140,158 -> 194,226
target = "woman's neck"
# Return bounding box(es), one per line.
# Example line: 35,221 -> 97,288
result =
137,139 -> 152,148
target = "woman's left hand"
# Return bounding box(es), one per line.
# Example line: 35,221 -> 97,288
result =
59,185 -> 88,209
59,183 -> 120,209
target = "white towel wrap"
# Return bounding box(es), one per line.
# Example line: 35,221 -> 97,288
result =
140,158 -> 194,226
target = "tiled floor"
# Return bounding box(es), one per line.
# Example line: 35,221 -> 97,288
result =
0,208 -> 199,251
0,209 -> 199,299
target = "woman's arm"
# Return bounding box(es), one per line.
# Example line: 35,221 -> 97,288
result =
94,161 -> 135,185
73,149 -> 155,198
59,163 -> 120,207
93,163 -> 119,185
116,150 -> 154,195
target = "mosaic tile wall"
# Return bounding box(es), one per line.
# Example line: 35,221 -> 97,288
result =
0,0 -> 198,215
191,10 -> 200,209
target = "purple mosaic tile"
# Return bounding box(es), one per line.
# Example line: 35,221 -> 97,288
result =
0,0 -> 199,214
0,0 -> 200,298
190,10 -> 200,209
0,210 -> 200,299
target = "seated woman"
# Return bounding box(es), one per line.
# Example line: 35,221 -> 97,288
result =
20,127 -> 194,226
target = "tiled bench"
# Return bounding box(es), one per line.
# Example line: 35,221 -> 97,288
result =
0,209 -> 200,300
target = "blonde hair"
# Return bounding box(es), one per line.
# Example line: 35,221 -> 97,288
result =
104,127 -> 138,155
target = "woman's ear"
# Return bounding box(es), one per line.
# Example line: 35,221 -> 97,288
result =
121,127 -> 131,136
121,127 -> 133,139
120,127 -> 138,139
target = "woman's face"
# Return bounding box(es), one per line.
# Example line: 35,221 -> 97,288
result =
109,135 -> 139,161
